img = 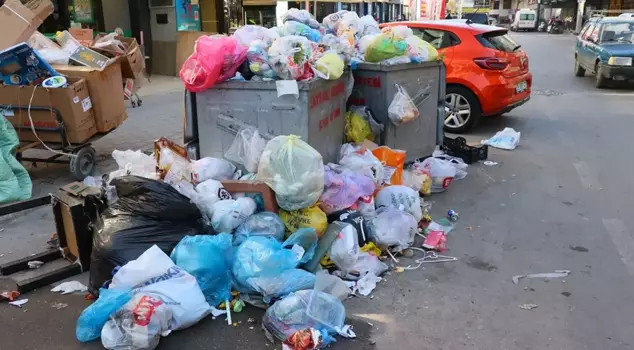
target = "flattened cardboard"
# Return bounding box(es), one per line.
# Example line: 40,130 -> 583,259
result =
0,1 -> 42,51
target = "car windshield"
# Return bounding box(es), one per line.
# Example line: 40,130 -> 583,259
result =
463,13 -> 489,25
600,21 -> 634,43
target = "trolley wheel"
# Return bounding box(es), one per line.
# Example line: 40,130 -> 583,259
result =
70,146 -> 96,180
137,98 -> 143,107
131,100 -> 137,108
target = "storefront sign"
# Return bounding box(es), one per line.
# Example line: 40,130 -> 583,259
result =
73,0 -> 94,23
176,0 -> 201,31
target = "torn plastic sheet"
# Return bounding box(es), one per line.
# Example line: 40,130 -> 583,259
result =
512,270 -> 571,284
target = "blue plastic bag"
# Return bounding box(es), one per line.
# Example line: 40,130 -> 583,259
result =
247,268 -> 315,303
232,228 -> 318,292
234,212 -> 286,246
76,287 -> 132,342
170,234 -> 233,306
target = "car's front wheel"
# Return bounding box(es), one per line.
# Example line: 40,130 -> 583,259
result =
574,56 -> 586,77
444,86 -> 481,134
595,62 -> 608,88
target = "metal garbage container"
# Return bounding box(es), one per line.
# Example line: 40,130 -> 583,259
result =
184,72 -> 352,164
349,61 -> 445,162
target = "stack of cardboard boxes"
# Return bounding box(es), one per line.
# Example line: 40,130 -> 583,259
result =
0,0 -> 133,145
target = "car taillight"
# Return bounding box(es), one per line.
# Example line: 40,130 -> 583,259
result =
474,57 -> 509,70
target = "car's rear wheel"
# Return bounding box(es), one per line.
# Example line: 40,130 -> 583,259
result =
444,86 -> 481,134
595,62 -> 608,88
574,56 -> 585,77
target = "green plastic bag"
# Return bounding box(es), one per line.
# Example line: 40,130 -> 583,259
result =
0,115 -> 32,203
364,34 -> 408,63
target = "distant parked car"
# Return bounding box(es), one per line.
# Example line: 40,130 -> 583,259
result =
574,16 -> 634,88
382,21 -> 532,133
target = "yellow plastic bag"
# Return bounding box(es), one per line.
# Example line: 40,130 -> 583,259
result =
315,52 -> 344,80
345,111 -> 373,144
280,205 -> 328,237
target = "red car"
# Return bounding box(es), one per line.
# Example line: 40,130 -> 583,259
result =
382,21 -> 532,133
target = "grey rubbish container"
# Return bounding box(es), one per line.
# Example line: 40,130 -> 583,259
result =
349,61 -> 445,162
184,72 -> 352,164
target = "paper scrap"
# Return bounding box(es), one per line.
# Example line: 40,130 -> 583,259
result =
276,80 -> 299,98
9,299 -> 28,308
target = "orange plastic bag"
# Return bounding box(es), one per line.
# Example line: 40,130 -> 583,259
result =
372,146 -> 406,186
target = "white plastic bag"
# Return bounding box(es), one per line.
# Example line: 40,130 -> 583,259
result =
368,207 -> 417,250
356,195 -> 376,220
358,15 -> 381,36
420,157 -> 457,193
101,294 -> 172,350
110,150 -> 158,181
192,179 -> 232,219
233,25 -> 279,47
224,126 -> 267,173
109,245 -> 211,331
191,157 -> 236,182
257,135 -> 325,211
28,32 -> 70,65
268,36 -> 312,80
388,84 -> 420,125
328,223 -> 360,273
338,148 -> 385,186
375,185 -> 423,222
432,152 -> 468,180
211,197 -> 257,233
481,127 -> 521,150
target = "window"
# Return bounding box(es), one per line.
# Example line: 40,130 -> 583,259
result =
476,30 -> 521,52
589,24 -> 601,42
582,23 -> 595,40
520,14 -> 535,20
411,28 -> 459,49
599,21 -> 634,43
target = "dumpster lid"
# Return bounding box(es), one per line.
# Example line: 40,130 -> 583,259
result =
354,61 -> 442,72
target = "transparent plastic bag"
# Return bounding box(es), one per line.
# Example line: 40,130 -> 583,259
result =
375,185 -> 423,222
281,21 -> 322,42
101,294 -> 172,350
109,150 -> 158,181
381,25 -> 414,40
268,36 -> 312,80
191,157 -> 236,182
322,10 -> 350,33
382,55 -> 411,65
368,206 -> 417,250
388,84 -> 420,125
280,206 -> 328,237
313,271 -> 350,301
263,290 -> 354,346
76,287 -> 133,342
357,34 -> 379,56
247,268 -> 316,303
358,15 -> 381,36
282,8 -> 320,29
247,40 -> 277,79
211,197 -> 257,233
27,32 -> 70,65
92,33 -> 126,53
405,36 -> 438,63
170,234 -> 233,306
224,126 -> 267,173
420,157 -> 457,193
350,252 -> 388,279
319,164 -> 375,215
319,34 -> 355,64
234,212 -> 286,245
257,135 -> 324,211
481,127 -> 521,150
364,34 -> 408,63
328,223 -> 359,273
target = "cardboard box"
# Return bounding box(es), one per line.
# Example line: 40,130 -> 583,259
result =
53,60 -> 128,133
93,34 -> 145,78
0,0 -> 42,51
20,0 -> 54,21
0,77 -> 98,143
68,28 -> 94,46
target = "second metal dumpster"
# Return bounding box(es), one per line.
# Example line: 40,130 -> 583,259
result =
349,61 -> 445,162
184,72 -> 352,164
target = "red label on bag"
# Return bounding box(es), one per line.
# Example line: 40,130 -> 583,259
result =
442,177 -> 453,189
132,295 -> 163,326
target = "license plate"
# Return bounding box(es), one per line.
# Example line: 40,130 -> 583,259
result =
515,81 -> 527,93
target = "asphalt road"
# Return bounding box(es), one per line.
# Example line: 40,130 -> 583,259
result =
2,32 -> 634,350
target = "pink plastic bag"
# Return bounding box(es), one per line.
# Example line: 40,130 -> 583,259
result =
180,35 -> 247,92
319,165 -> 375,215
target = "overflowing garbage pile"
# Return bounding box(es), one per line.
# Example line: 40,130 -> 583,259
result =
75,116 -> 471,349
179,9 -> 440,91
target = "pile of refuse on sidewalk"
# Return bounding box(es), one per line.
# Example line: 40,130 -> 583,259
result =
179,9 -> 440,91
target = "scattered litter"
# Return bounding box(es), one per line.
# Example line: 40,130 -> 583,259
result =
350,274 -> 381,296
233,299 -> 246,313
481,128 -> 521,150
8,299 -> 28,308
0,291 -> 20,302
512,270 -> 571,285
51,281 -> 88,295
483,161 -> 498,166
518,303 -> 538,310
423,230 -> 447,252
248,317 -> 257,324
27,260 -> 44,269
397,251 -> 458,271
51,302 -> 68,310
447,209 -> 459,222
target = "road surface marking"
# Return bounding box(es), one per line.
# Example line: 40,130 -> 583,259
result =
573,161 -> 602,190
602,219 -> 634,277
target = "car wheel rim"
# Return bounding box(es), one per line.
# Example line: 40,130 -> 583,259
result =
444,93 -> 471,128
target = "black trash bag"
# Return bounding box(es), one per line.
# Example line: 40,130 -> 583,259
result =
88,176 -> 206,295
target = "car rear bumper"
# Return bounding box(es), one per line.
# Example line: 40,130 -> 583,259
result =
480,72 -> 533,116
603,65 -> 634,80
